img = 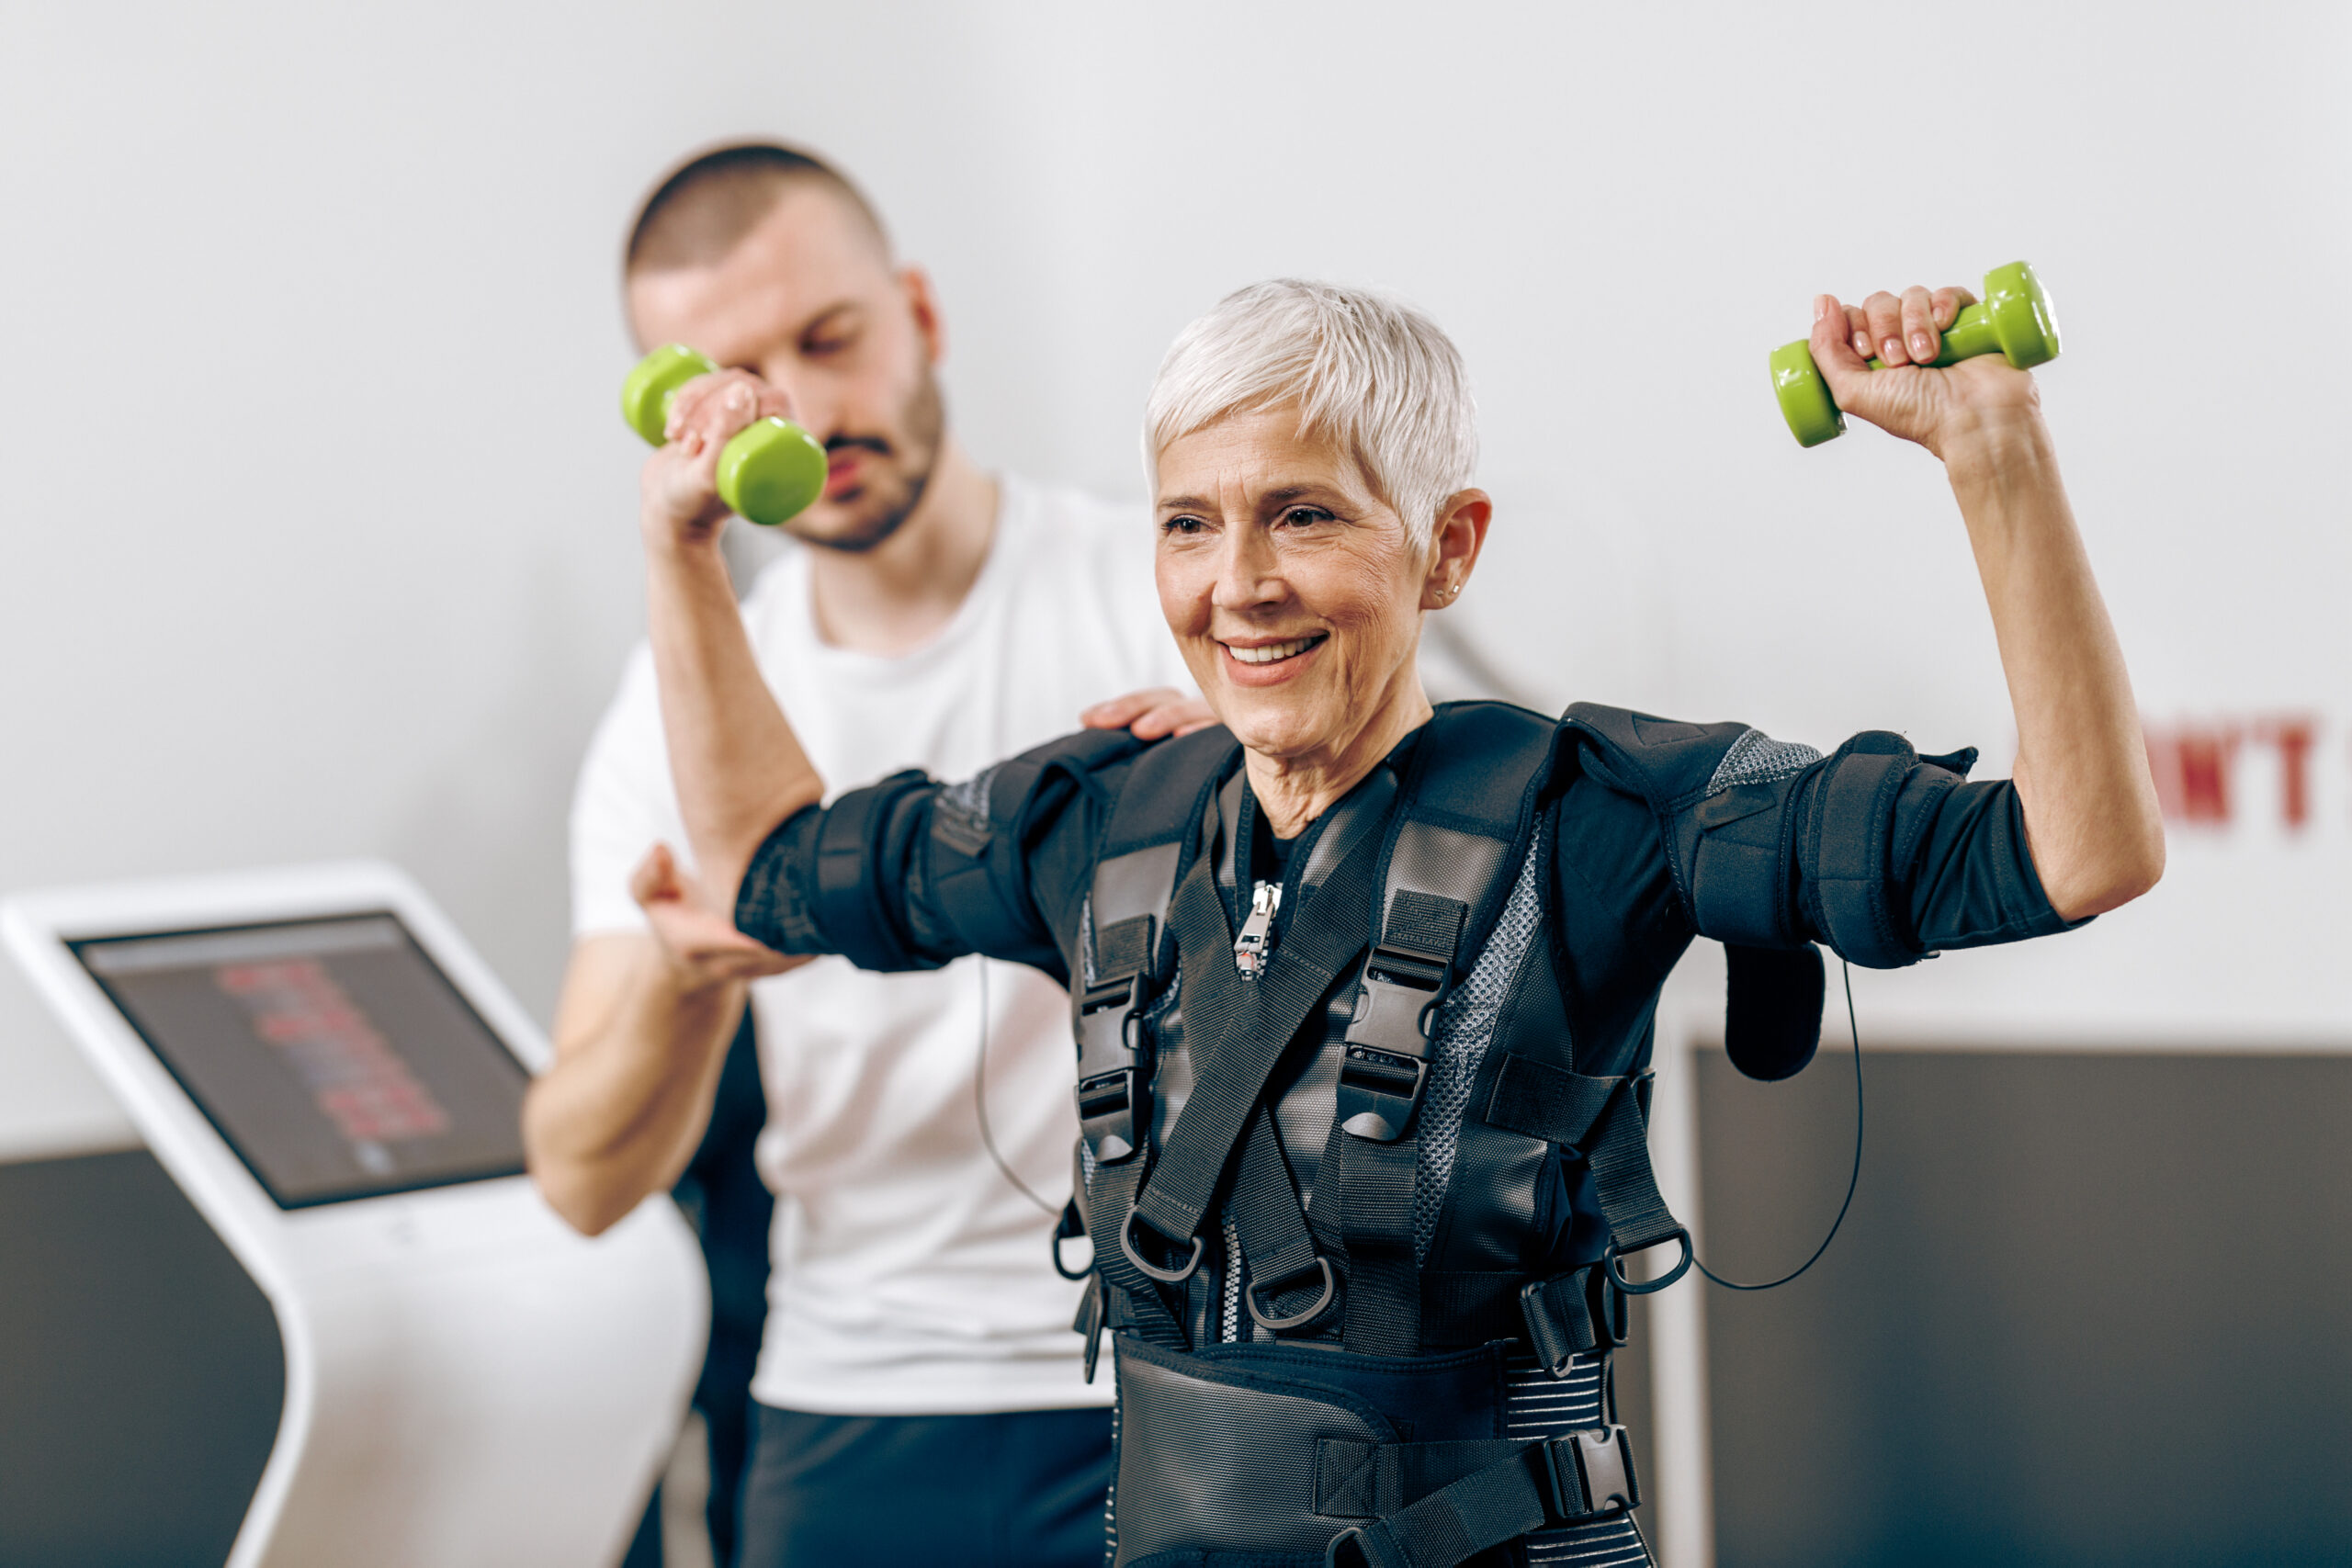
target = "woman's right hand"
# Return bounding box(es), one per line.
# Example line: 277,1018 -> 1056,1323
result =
630,841 -> 803,987
639,367 -> 801,549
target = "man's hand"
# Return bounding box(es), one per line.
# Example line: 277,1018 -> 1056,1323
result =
639,367 -> 800,549
1082,687 -> 1220,739
1806,286 -> 2042,461
631,841 -> 804,987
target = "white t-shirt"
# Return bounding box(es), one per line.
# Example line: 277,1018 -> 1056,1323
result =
571,474 -> 1190,1415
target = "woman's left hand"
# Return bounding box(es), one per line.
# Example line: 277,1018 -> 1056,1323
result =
1807,285 -> 2042,461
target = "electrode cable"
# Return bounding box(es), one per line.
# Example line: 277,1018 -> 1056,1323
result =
1692,958 -> 1864,1292
973,960 -> 1060,1217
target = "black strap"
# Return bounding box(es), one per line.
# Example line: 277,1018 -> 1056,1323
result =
1227,1106 -> 1339,1331
1585,1074 -> 1693,1294
1126,815 -> 1383,1259
1321,705 -> 1556,1353
1081,1152 -> 1187,1350
1321,1427 -> 1639,1568
1481,1055 -> 1620,1147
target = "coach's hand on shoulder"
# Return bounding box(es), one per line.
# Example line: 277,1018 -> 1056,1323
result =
639,368 -> 800,549
1083,687 -> 1221,739
630,841 -> 803,987
1807,285 -> 2042,463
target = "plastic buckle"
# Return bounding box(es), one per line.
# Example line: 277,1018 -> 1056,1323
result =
1245,1255 -> 1339,1332
1541,1425 -> 1640,1521
1075,1068 -> 1144,1164
1073,973 -> 1148,1163
1118,1210 -> 1204,1282
1337,949 -> 1444,1141
1603,1229 -> 1693,1296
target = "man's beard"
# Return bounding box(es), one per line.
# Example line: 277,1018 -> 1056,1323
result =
788,369 -> 946,555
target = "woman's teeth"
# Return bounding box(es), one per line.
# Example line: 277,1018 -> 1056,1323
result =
1226,636 -> 1324,665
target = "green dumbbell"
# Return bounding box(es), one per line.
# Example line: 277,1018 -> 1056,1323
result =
621,344 -> 828,525
1769,260 -> 2063,447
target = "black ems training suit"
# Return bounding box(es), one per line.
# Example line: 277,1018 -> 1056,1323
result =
734,702 -> 2079,1568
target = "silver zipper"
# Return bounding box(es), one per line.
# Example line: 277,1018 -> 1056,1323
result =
1233,880 -> 1281,976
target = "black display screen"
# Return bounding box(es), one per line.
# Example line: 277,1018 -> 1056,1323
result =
72,913 -> 531,1209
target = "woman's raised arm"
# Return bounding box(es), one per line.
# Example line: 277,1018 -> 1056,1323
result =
639,368 -> 827,910
1807,286 -> 2165,922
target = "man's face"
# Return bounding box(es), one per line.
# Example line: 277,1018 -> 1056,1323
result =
627,183 -> 945,552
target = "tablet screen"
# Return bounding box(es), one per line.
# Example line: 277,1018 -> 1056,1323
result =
73,913 -> 531,1208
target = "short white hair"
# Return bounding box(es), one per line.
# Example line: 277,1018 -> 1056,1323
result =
1145,279 -> 1478,550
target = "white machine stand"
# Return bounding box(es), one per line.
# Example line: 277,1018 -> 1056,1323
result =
3,861 -> 707,1568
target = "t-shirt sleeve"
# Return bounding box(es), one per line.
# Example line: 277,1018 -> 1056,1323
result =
733,728 -> 1139,983
569,644 -> 685,939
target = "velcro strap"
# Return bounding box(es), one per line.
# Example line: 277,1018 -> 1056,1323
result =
1585,1077 -> 1681,1256
1314,1437 -> 1522,1518
1091,913 -> 1154,982
1327,1434 -> 1636,1568
1482,1056 -> 1620,1148
1324,1441 -> 1554,1568
1375,889 -> 1466,976
812,771 -> 932,970
1807,736 -> 1919,970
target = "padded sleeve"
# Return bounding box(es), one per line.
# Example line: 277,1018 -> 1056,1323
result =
1572,707 -> 2084,971
1784,731 -> 2081,965
731,728 -> 1140,980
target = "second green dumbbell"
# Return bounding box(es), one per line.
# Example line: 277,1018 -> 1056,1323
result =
621,344 -> 828,525
1769,260 -> 2063,447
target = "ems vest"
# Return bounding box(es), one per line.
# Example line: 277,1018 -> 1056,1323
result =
1048,700 -> 1861,1568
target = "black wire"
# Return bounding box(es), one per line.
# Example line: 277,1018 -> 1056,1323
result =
1694,957 -> 1863,1292
972,960 -> 1060,1217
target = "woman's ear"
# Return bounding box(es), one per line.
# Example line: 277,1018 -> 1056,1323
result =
1420,489 -> 1493,609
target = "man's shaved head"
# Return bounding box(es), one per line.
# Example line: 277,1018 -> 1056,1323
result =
625,141 -> 889,276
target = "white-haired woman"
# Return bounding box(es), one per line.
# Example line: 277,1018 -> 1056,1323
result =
633,279 -> 2161,1568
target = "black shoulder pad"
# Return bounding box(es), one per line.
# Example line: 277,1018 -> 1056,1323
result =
1562,703 -> 1754,809
1099,725 -> 1238,860
931,727 -> 1146,860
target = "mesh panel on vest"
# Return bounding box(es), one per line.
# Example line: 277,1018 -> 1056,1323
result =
1704,727 -> 1822,793
1412,826 -> 1549,1261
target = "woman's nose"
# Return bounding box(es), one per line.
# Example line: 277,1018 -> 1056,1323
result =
1211,525 -> 1283,611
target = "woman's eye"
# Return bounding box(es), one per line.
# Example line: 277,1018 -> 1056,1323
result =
1161,514 -> 1209,536
1277,505 -> 1335,528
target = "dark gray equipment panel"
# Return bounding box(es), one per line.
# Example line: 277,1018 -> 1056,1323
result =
1696,1048 -> 2352,1568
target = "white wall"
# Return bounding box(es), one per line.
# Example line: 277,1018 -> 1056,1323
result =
6,0 -> 2346,1156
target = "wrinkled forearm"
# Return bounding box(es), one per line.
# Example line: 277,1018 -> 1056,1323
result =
1944,417 -> 2164,920
643,534 -> 825,912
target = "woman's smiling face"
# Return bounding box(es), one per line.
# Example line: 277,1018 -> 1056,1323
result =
1154,405 -> 1436,769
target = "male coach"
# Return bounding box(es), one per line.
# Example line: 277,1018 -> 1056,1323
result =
522,143 -> 1204,1567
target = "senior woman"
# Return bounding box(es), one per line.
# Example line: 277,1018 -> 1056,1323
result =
632,280 -> 2161,1568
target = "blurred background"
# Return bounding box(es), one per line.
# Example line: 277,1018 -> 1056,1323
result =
2,2 -> 2346,1565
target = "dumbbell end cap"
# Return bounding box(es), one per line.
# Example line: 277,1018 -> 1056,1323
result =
718,417 -> 829,526
1983,261 -> 2061,370
622,343 -> 720,446
1770,341 -> 1846,447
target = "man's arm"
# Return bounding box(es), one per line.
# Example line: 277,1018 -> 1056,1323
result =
1810,286 -> 2164,921
524,843 -> 802,1235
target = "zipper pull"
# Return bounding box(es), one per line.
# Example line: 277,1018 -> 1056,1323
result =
1234,880 -> 1282,977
